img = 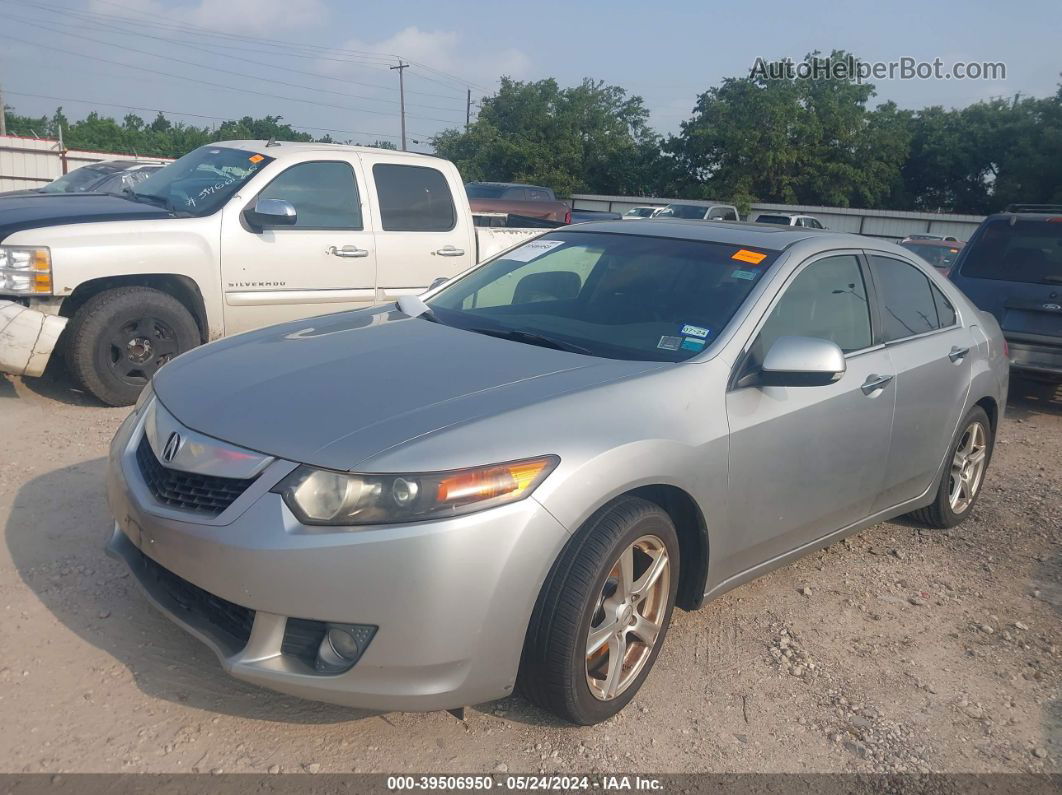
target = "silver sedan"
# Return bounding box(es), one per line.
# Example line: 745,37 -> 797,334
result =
106,220 -> 1008,724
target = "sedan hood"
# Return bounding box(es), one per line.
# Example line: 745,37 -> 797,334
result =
0,193 -> 170,241
153,307 -> 658,470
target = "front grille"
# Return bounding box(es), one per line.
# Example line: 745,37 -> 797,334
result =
281,618 -> 329,666
138,551 -> 255,652
136,435 -> 256,516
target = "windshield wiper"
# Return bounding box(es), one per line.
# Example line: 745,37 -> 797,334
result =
122,187 -> 174,212
466,326 -> 593,355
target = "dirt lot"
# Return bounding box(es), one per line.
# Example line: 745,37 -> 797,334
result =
0,370 -> 1058,776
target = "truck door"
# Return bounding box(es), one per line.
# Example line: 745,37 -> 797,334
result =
364,157 -> 476,302
219,158 -> 378,335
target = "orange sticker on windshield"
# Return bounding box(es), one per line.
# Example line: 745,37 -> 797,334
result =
732,249 -> 767,265
248,154 -> 264,163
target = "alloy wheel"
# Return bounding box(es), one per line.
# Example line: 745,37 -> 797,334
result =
585,534 -> 670,701
949,420 -> 988,514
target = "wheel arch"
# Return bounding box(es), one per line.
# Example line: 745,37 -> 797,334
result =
973,394 -> 999,435
60,275 -> 209,343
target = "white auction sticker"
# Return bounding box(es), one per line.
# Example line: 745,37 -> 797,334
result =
503,239 -> 565,262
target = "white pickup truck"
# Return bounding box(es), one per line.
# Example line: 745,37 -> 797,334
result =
0,140 -> 544,404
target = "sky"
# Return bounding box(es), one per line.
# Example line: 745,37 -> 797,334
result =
1,0 -> 1060,152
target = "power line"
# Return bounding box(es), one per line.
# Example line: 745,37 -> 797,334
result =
15,0 -> 469,103
0,13 -> 466,125
0,30 -> 461,134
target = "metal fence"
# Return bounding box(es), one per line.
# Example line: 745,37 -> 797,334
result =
0,134 -> 172,192
570,194 -> 986,241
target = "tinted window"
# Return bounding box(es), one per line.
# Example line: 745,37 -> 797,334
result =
528,188 -> 553,201
900,242 -> 961,270
429,231 -> 779,362
503,187 -> 529,200
749,255 -> 872,365
871,255 -> 940,341
465,183 -> 506,199
708,207 -> 738,220
257,161 -> 361,229
374,164 -> 456,231
931,283 -> 957,327
959,218 -> 1062,285
756,214 -> 792,225
661,204 -> 709,220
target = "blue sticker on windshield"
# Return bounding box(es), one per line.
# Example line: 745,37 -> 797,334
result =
731,269 -> 756,280
680,324 -> 710,338
680,337 -> 706,351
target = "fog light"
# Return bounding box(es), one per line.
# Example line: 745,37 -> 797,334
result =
314,623 -> 377,674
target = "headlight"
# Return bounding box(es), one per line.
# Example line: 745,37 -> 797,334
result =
272,455 -> 559,526
0,246 -> 52,295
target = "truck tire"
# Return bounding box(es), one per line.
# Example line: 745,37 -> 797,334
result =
65,286 -> 200,406
518,496 -> 679,724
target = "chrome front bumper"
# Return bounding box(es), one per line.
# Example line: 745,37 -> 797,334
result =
105,407 -> 572,712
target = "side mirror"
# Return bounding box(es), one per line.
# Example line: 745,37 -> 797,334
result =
760,336 -> 846,387
427,277 -> 448,291
245,198 -> 297,229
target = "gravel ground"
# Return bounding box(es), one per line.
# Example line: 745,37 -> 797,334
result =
0,369 -> 1058,776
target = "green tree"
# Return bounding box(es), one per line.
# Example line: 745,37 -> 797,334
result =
433,77 -> 665,196
667,51 -> 911,208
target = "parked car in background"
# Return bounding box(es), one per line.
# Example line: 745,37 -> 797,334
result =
948,204 -> 1062,382
623,206 -> 665,219
570,209 -> 622,223
899,237 -> 964,275
754,212 -> 826,229
655,201 -> 739,221
105,219 -> 1007,725
465,182 -> 571,224
907,233 -> 962,243
0,142 -> 546,404
0,159 -> 166,197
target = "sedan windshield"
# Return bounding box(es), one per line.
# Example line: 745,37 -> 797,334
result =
427,231 -> 779,362
40,164 -> 121,194
129,145 -> 274,216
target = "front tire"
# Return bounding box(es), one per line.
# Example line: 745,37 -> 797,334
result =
65,287 -> 200,406
519,497 -> 679,725
908,406 -> 993,528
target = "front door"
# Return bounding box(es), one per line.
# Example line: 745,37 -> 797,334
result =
866,254 -> 974,511
220,159 -> 377,335
723,252 -> 896,579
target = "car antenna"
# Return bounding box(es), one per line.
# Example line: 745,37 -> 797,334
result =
265,137 -> 280,148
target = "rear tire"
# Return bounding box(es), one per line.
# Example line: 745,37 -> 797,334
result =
518,497 -> 679,725
907,406 -> 993,528
65,286 -> 200,406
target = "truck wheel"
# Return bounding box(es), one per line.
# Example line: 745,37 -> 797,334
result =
65,286 -> 200,406
518,497 -> 679,725
907,406 -> 994,529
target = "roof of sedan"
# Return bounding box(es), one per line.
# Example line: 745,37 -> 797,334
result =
564,218 -> 867,251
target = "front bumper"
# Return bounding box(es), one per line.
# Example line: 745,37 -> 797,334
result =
105,408 -> 571,712
0,299 -> 66,377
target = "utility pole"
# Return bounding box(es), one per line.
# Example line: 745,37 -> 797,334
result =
0,80 -> 7,136
390,59 -> 408,151
466,88 -> 471,129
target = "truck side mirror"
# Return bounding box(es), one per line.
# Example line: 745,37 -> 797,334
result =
245,198 -> 297,229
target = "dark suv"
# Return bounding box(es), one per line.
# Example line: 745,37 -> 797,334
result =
949,205 -> 1062,382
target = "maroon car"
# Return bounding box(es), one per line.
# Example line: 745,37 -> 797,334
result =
466,182 -> 571,224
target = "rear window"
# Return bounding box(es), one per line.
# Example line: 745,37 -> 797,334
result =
900,242 -> 962,270
756,215 -> 792,225
959,218 -> 1062,285
465,184 -> 506,199
659,204 -> 707,220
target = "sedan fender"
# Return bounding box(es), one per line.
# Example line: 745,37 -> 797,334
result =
0,300 -> 67,377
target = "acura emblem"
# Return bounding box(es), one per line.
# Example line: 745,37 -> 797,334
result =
162,431 -> 182,463
1043,303 -> 1061,311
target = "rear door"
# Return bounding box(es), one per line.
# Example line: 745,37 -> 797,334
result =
866,253 -> 974,512
365,157 -> 476,302
724,252 -> 896,575
220,157 -> 377,335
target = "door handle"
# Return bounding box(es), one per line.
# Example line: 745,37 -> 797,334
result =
948,346 -> 971,362
434,245 -> 465,257
328,245 -> 369,258
860,374 -> 894,395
